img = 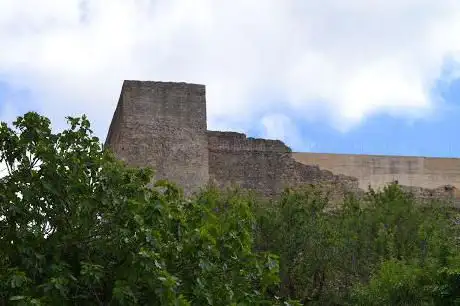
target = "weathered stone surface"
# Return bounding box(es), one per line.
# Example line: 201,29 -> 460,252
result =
105,80 -> 460,203
208,131 -> 359,197
105,80 -> 209,195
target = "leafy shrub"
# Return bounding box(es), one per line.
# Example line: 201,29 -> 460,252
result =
256,183 -> 460,304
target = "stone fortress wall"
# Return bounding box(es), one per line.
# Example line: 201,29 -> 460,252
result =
105,81 -> 209,193
207,131 -> 358,198
105,80 -> 460,203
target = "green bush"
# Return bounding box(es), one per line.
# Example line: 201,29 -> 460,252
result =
255,182 -> 460,304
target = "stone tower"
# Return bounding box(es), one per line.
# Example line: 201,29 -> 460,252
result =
105,80 -> 209,194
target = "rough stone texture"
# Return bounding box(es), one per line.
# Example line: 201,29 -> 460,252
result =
208,131 -> 359,198
105,80 -> 209,195
106,80 -> 460,204
207,131 -> 291,195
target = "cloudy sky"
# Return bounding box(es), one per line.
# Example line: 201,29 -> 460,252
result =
1,0 -> 460,157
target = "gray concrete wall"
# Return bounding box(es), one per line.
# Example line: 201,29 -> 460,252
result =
105,80 -> 209,194
292,152 -> 460,192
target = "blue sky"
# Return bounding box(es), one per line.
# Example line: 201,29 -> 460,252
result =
248,76 -> 460,157
1,1 -> 460,158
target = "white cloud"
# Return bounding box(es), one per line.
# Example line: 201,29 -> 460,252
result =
0,0 -> 460,144
261,114 -> 315,152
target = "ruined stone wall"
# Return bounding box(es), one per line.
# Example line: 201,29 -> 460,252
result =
105,80 -> 209,194
104,80 -> 460,204
208,131 -> 359,198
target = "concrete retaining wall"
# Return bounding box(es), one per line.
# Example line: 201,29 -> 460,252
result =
292,152 -> 460,193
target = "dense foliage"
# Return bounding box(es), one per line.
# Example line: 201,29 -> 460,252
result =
256,184 -> 460,305
1,112 -> 460,305
0,113 -> 284,305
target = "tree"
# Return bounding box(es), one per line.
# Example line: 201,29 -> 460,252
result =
256,183 -> 460,305
0,112 -> 283,305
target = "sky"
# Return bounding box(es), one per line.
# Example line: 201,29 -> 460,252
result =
1,0 -> 460,157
